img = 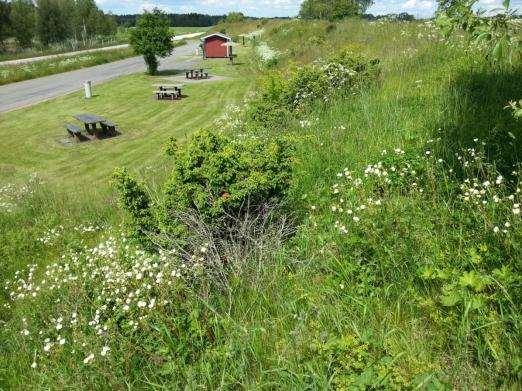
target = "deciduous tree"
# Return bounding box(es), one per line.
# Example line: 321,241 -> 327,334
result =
0,1 -> 11,50
130,9 -> 174,75
10,0 -> 36,48
36,0 -> 68,45
299,0 -> 373,20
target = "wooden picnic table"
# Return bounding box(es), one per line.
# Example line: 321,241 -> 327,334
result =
74,113 -> 105,133
153,84 -> 183,91
186,69 -> 208,79
73,113 -> 116,136
153,84 -> 183,100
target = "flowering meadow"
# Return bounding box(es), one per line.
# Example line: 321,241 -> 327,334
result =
1,18 -> 521,389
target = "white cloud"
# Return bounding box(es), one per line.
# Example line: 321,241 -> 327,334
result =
403,0 -> 436,10
140,2 -> 172,12
94,0 -> 522,18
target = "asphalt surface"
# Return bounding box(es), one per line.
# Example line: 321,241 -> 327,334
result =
0,41 -> 200,113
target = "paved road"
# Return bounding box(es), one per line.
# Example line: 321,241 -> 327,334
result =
0,41 -> 200,113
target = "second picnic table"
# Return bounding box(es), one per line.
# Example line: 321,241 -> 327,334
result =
153,84 -> 183,100
186,69 -> 208,79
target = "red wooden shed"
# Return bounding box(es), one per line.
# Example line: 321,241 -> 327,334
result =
201,33 -> 232,59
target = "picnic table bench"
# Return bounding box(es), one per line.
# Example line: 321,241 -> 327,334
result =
67,113 -> 118,139
74,113 -> 106,134
153,84 -> 183,100
186,69 -> 208,79
101,120 -> 116,134
154,90 -> 180,100
66,123 -> 82,138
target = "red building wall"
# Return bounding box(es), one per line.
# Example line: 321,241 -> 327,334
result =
204,36 -> 229,58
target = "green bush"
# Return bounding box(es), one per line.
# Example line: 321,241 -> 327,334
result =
246,48 -> 379,127
112,167 -> 157,248
114,129 -> 293,247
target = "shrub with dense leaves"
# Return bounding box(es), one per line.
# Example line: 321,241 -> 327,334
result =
114,129 -> 293,247
247,48 -> 379,127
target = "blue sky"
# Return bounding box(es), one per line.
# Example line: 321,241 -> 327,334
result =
95,0 -> 522,18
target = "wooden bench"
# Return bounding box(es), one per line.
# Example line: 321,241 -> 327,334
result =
101,120 -> 116,134
66,123 -> 82,138
154,90 -> 180,100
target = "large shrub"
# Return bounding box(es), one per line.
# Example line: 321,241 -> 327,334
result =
114,129 -> 293,247
246,48 -> 379,127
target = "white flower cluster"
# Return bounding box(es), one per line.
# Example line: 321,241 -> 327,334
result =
455,146 -> 520,234
37,226 -> 64,246
327,138 -> 520,236
0,175 -> 39,213
257,42 -> 279,62
329,148 -> 416,234
214,103 -> 248,132
5,233 -> 206,369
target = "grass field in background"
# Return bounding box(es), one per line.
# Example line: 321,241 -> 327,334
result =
0,27 -> 208,63
0,50 -> 253,195
170,26 -> 210,35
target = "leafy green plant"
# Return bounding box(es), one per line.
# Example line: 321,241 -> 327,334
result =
112,167 -> 158,248
130,8 -> 173,75
436,0 -> 521,66
311,334 -> 436,389
505,99 -> 522,119
114,129 -> 293,247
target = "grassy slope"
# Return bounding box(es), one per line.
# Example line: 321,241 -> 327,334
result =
0,19 -> 520,389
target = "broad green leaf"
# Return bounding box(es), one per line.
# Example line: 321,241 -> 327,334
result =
440,291 -> 460,307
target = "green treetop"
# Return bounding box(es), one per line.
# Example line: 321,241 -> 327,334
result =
130,9 -> 174,75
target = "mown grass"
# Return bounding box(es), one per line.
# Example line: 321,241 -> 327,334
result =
1,18 -> 520,389
0,54 -> 252,191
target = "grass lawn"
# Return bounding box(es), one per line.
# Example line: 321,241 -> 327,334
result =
0,52 -> 254,199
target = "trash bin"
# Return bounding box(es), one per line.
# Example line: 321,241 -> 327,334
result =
84,81 -> 92,99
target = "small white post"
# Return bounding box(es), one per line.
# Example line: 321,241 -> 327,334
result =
84,81 -> 92,99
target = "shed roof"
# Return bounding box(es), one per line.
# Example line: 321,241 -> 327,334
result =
201,32 -> 232,42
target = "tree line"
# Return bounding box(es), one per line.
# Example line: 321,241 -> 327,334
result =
0,0 -> 117,50
299,0 -> 375,20
116,13 -> 225,28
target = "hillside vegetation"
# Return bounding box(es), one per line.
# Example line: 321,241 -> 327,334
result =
1,18 -> 521,389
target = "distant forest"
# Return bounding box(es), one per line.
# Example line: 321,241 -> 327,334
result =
115,13 -> 226,27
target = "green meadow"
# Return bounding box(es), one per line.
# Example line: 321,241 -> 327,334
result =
0,19 -> 520,389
